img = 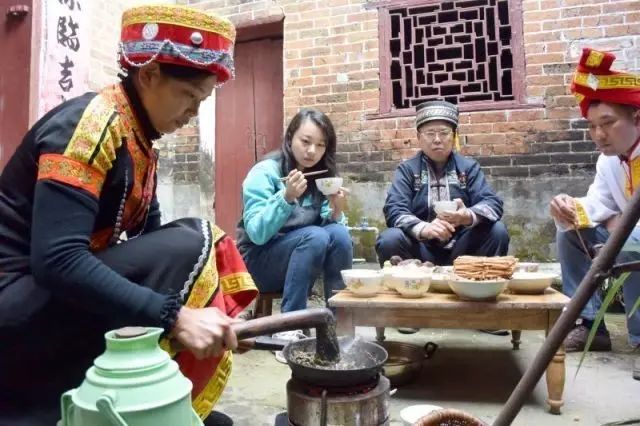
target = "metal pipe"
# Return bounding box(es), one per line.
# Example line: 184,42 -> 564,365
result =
494,187 -> 640,426
232,308 -> 336,340
172,308 -> 337,356
610,259 -> 640,276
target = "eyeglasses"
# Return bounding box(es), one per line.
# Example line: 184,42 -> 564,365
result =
418,129 -> 453,140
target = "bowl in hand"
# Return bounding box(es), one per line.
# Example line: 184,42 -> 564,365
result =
316,177 -> 343,195
434,200 -> 458,215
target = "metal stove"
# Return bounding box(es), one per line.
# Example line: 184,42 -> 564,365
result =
286,375 -> 390,426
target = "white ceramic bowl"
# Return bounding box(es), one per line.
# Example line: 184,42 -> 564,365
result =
508,272 -> 556,294
381,266 -> 398,291
391,270 -> 431,298
400,404 -> 443,425
434,200 -> 458,215
316,177 -> 343,195
341,269 -> 382,297
515,262 -> 540,273
429,272 -> 453,293
449,276 -> 509,301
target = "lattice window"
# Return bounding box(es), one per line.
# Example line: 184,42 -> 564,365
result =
376,0 -> 526,114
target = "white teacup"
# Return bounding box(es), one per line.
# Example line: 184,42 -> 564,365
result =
515,262 -> 539,273
392,270 -> 431,298
341,269 -> 382,297
316,177 -> 343,195
430,272 -> 453,293
381,266 -> 397,291
434,200 -> 458,215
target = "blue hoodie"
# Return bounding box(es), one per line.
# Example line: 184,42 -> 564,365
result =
236,157 -> 345,255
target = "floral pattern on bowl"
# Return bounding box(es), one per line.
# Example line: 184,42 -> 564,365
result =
316,177 -> 343,195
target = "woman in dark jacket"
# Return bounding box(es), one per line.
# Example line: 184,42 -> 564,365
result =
0,6 -> 257,425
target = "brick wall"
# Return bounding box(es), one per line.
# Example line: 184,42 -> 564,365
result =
87,0 -> 158,90
473,0 -> 640,178
178,0 -> 639,259
182,0 -> 638,182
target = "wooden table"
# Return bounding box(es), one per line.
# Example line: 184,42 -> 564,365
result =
328,289 -> 570,414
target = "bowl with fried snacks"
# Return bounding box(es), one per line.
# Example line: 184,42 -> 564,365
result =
448,276 -> 509,301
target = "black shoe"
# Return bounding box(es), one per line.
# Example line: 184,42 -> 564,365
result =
397,327 -> 420,334
204,411 -> 233,426
564,323 -> 611,352
478,329 -> 510,336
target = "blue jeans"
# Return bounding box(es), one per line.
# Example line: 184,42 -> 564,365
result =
243,224 -> 353,313
376,221 -> 510,266
557,225 -> 640,346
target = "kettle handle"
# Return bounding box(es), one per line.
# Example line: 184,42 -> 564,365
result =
96,391 -> 128,426
59,390 -> 74,426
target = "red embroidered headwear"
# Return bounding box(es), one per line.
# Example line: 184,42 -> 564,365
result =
571,48 -> 640,118
118,5 -> 235,86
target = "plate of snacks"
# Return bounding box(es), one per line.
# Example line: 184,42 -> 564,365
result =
449,256 -> 517,301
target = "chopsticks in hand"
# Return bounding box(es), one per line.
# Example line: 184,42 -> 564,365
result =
279,169 -> 328,181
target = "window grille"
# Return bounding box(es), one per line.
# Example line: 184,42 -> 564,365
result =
376,0 -> 526,113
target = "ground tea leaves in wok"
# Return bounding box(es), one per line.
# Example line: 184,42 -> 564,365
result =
314,321 -> 340,364
290,348 -> 377,371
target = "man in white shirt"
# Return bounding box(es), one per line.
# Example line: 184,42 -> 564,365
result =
550,48 -> 640,380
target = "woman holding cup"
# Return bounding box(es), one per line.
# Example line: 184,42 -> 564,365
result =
236,109 -> 352,359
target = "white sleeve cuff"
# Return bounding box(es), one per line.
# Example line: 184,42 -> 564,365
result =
469,210 -> 478,227
411,222 -> 428,240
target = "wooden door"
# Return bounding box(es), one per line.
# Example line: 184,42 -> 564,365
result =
0,1 -> 33,170
215,37 -> 283,236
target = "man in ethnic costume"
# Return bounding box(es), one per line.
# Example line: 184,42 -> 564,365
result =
376,100 -> 510,266
550,48 -> 640,380
0,5 -> 257,424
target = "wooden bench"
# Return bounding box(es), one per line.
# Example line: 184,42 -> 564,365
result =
252,292 -> 283,318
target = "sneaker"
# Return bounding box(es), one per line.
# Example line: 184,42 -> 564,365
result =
633,356 -> 640,381
272,329 -> 307,364
564,323 -> 612,353
272,329 -> 308,341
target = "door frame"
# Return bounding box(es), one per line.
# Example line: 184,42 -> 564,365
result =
235,15 -> 284,43
212,16 -> 284,235
0,0 -> 40,169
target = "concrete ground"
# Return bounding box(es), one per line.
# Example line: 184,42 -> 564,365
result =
216,266 -> 639,426
217,314 -> 638,426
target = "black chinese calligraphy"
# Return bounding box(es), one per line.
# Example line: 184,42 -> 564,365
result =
58,56 -> 74,92
58,0 -> 81,11
57,16 -> 80,52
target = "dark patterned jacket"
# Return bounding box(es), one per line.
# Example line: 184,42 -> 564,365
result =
383,151 -> 504,237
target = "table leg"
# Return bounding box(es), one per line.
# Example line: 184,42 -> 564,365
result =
546,311 -> 565,414
511,330 -> 521,350
336,308 -> 355,337
375,327 -> 386,342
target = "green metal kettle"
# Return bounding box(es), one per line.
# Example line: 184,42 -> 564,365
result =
59,326 -> 202,426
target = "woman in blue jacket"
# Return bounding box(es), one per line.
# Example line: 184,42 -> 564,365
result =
237,109 -> 352,322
